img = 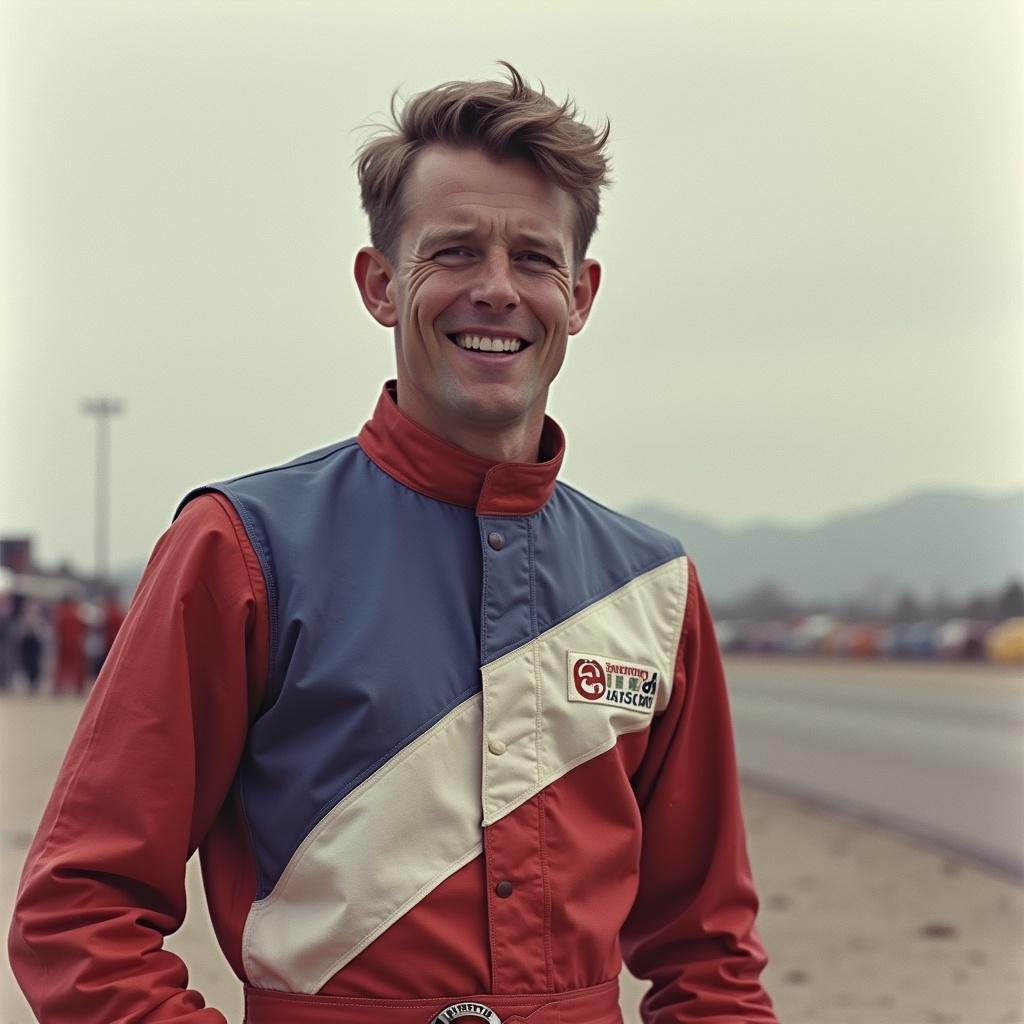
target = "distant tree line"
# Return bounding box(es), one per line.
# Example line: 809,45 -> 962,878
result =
714,579 -> 1024,623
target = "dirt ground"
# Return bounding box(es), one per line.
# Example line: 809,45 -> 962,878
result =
2,693 -> 1022,1024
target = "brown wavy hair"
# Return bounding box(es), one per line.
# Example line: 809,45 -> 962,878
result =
355,62 -> 611,271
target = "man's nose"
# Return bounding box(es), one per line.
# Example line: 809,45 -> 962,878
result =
469,251 -> 519,310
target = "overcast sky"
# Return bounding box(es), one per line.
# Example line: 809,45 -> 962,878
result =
1,0 -> 1020,575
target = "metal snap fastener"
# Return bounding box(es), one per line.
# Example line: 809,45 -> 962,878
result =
495,880 -> 514,898
488,738 -> 507,756
487,531 -> 506,551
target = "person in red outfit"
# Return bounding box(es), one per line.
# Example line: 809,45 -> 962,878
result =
9,64 -> 777,1024
53,597 -> 87,696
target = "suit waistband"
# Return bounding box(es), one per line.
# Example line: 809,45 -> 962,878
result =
243,977 -> 622,1024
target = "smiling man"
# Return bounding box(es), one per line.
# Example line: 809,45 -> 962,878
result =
9,65 -> 777,1024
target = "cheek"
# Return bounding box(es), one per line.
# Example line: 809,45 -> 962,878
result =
524,274 -> 571,318
405,268 -> 456,323
541,268 -> 573,304
537,291 -> 572,342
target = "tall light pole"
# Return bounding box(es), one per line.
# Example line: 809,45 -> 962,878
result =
81,397 -> 125,588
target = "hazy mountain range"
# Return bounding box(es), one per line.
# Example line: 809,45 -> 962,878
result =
628,490 -> 1024,605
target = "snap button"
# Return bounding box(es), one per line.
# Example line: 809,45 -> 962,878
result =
495,880 -> 514,898
488,738 -> 507,756
487,531 -> 506,551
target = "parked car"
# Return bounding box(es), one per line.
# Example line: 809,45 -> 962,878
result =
934,618 -> 991,660
985,617 -> 1024,664
876,621 -> 939,659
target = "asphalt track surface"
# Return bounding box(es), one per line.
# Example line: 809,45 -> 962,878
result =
727,656 -> 1024,877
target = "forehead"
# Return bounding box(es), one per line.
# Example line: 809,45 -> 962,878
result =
398,145 -> 575,248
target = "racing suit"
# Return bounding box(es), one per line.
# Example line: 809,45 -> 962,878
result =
9,381 -> 777,1023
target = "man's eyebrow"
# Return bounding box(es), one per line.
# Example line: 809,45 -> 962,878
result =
417,226 -> 479,250
418,226 -> 567,261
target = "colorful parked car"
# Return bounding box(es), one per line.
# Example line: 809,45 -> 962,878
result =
985,617 -> 1024,664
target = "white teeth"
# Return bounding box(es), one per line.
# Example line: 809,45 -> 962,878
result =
453,333 -> 524,353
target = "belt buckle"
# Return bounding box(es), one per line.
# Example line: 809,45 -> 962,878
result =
431,1000 -> 503,1024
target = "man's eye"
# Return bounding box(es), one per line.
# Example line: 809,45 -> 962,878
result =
520,252 -> 553,264
436,248 -> 470,258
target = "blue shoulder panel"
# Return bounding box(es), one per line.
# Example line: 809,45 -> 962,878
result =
180,441 -> 483,897
478,482 -> 684,664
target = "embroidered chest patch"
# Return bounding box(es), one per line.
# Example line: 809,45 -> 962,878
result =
566,650 -> 660,714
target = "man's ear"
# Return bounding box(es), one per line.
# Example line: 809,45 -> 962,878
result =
354,246 -> 399,328
568,258 -> 602,335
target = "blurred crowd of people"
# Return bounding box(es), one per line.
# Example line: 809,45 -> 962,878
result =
0,592 -> 125,696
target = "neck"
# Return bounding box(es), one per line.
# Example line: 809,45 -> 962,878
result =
395,385 -> 546,465
448,418 -> 543,465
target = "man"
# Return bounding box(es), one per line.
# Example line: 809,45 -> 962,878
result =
10,64 -> 777,1023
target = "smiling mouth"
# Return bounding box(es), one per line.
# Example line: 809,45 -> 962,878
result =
446,332 -> 531,354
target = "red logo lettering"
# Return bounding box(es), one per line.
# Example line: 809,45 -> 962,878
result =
573,658 -> 606,700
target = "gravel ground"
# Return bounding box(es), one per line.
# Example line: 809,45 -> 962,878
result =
2,691 -> 1022,1024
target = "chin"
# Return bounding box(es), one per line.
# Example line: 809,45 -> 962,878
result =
445,382 -> 538,427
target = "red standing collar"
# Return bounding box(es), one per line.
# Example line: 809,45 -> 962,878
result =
357,381 -> 565,517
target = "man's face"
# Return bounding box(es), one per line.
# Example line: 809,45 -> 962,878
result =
356,144 -> 600,444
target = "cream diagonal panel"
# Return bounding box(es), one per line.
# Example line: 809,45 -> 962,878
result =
481,556 -> 688,825
242,693 -> 483,994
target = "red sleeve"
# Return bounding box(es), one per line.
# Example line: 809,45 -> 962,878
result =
8,493 -> 268,1023
619,561 -> 777,1023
